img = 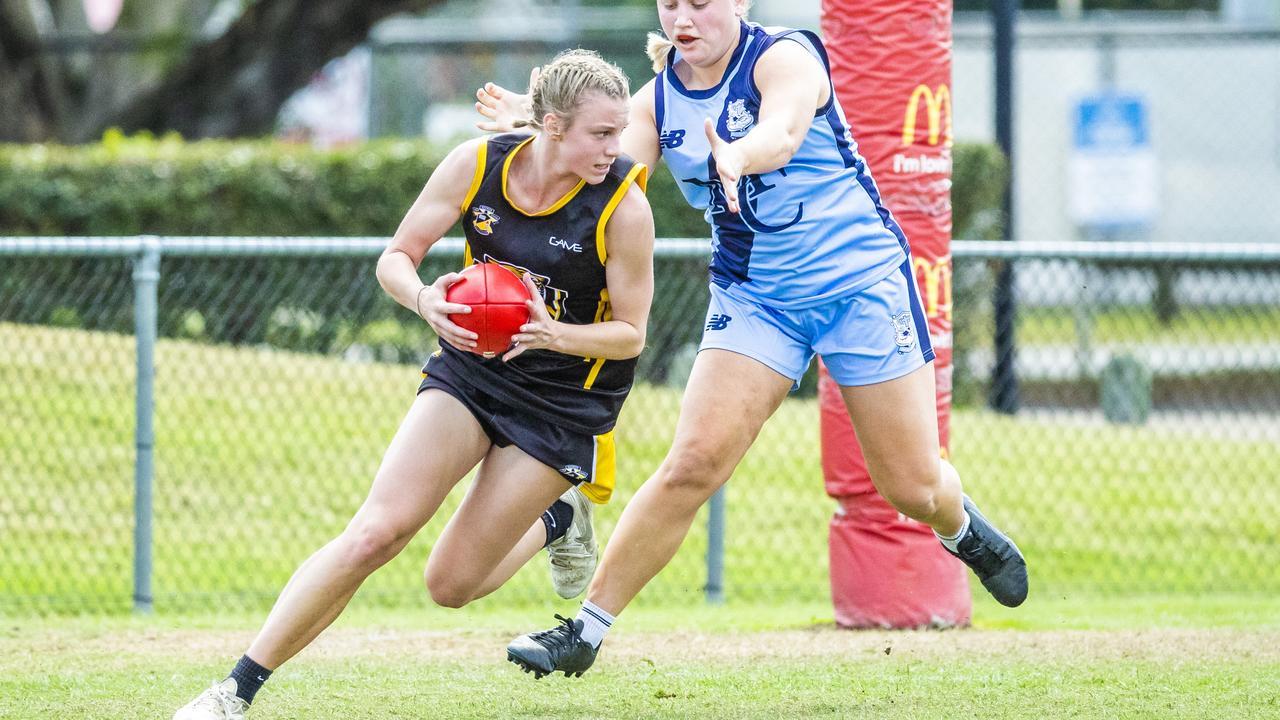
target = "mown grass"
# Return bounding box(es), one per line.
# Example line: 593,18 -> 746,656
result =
4,322 -> 1280,718
986,304 -> 1280,348
2,602 -> 1279,719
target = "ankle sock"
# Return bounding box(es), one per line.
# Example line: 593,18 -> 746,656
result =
228,654 -> 272,704
541,499 -> 574,548
575,600 -> 614,648
935,510 -> 972,553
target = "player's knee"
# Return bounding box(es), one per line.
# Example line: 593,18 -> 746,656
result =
875,459 -> 945,521
341,521 -> 406,572
883,486 -> 942,521
656,445 -> 727,498
424,571 -> 474,609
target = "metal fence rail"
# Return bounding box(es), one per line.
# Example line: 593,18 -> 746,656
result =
3,238 -> 1278,615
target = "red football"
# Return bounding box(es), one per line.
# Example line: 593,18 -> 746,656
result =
445,262 -> 532,357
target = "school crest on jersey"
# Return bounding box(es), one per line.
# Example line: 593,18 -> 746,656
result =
471,205 -> 500,236
725,99 -> 755,139
482,253 -> 570,320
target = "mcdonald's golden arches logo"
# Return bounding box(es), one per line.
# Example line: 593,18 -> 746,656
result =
902,84 -> 953,148
912,254 -> 952,322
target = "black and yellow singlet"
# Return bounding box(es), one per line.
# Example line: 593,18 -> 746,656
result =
427,132 -> 648,436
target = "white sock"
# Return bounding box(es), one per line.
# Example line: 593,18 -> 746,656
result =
935,510 -> 971,553
576,600 -> 614,649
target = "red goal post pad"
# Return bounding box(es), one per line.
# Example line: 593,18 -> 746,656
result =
819,0 -> 968,628
820,367 -> 970,628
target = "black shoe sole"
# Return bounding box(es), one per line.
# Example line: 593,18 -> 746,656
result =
507,651 -> 587,679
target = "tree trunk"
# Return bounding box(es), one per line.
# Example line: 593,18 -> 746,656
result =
109,0 -> 438,139
1,0 -> 442,142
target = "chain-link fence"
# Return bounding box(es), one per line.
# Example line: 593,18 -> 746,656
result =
2,238 -> 1279,615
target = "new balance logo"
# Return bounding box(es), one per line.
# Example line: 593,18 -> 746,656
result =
705,314 -> 732,331
659,129 -> 686,149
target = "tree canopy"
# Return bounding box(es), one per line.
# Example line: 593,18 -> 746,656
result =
0,0 -> 444,143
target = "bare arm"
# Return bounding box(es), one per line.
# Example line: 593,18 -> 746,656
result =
505,181 -> 655,362
376,138 -> 485,351
703,40 -> 828,213
621,78 -> 662,170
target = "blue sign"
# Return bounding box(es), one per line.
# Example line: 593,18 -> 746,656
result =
1068,92 -> 1159,230
1074,94 -> 1149,151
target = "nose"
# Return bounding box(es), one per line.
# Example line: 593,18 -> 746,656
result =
605,135 -> 621,158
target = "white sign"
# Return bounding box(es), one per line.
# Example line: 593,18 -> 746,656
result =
1067,93 -> 1159,230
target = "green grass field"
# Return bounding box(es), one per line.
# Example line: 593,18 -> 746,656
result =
3,601 -> 1279,719
1013,304 -> 1280,347
3,322 -> 1279,718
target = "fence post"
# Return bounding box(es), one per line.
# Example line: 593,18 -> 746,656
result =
132,236 -> 161,614
705,485 -> 726,604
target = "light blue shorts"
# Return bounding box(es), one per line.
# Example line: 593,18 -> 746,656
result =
699,259 -> 934,389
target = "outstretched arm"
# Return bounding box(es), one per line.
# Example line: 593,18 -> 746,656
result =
704,40 -> 828,214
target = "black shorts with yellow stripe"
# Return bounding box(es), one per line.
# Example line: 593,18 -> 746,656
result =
418,367 -> 616,505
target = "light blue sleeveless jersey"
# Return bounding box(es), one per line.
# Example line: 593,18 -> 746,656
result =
656,21 -> 909,309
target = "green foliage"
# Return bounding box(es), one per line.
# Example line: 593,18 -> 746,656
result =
0,132 -> 1005,386
0,129 -> 1002,240
0,130 -> 445,236
951,142 -> 1007,241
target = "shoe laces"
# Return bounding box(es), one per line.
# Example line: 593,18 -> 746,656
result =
190,682 -> 247,717
957,524 -> 1015,571
530,614 -> 584,654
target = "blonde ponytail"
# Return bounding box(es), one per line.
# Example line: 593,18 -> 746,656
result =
646,31 -> 673,74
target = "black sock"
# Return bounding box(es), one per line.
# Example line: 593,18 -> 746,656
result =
541,499 -> 574,548
228,654 -> 272,705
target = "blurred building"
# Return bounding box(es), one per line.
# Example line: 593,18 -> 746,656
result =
283,1 -> 1279,252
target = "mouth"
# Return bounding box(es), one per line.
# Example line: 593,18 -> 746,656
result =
675,34 -> 698,48
593,162 -> 613,174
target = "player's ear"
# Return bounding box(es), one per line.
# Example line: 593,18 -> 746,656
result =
544,113 -> 566,140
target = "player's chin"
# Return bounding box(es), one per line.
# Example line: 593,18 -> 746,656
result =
583,163 -> 613,184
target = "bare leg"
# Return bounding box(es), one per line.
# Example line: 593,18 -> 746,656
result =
424,444 -> 569,607
469,520 -> 550,601
245,390 -> 489,668
585,350 -> 793,616
838,362 -> 965,536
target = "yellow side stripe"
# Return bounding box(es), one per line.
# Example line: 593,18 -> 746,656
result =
583,357 -> 607,390
579,430 -> 615,504
459,140 -> 488,214
596,162 -> 648,265
582,287 -> 612,389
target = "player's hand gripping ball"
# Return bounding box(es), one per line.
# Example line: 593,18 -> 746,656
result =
446,263 -> 532,358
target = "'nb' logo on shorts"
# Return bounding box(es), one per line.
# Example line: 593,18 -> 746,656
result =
705,313 -> 732,331
659,129 -> 686,149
